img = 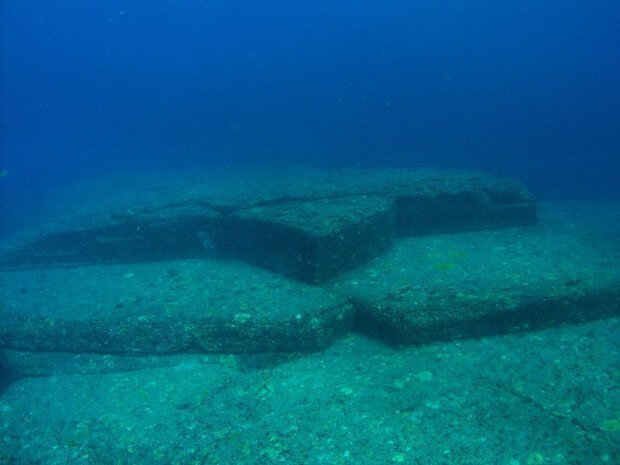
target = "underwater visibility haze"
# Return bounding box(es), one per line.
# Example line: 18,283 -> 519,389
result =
1,1 -> 619,233
0,2 -> 619,464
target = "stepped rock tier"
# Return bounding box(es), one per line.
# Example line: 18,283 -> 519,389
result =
1,169 -> 618,373
0,168 -> 536,283
0,259 -> 353,354
330,203 -> 620,344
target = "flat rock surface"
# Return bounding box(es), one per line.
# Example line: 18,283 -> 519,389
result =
1,351 -> 212,379
1,318 -> 617,465
32,167 -> 531,220
1,349 -> 294,379
0,259 -> 353,354
330,202 -> 620,344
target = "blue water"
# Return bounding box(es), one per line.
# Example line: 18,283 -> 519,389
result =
1,1 -> 619,236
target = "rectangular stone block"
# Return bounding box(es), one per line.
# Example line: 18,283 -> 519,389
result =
394,176 -> 536,236
221,196 -> 395,283
0,168 -> 536,283
330,202 -> 619,345
0,259 -> 353,354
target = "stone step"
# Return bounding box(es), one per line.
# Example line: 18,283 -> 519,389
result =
219,196 -> 395,283
0,168 -> 536,283
329,202 -> 620,345
1,202 -> 617,361
0,259 -> 353,354
1,319 -> 617,464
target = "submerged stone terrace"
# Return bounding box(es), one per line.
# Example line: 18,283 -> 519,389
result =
0,169 -> 617,363
0,168 -> 535,283
0,169 -> 618,464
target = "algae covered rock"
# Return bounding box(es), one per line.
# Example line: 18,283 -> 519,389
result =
330,202 -> 619,345
0,168 -> 536,283
0,259 -> 353,354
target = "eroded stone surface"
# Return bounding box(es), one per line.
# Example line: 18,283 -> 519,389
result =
0,259 -> 353,354
1,318 -> 617,465
0,168 -> 535,282
330,202 -> 620,345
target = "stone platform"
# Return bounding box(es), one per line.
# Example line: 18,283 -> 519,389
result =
1,169 -> 619,382
0,168 -> 536,283
0,259 -> 352,354
330,202 -> 620,345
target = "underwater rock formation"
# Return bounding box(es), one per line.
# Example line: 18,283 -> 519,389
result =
0,168 -> 536,283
